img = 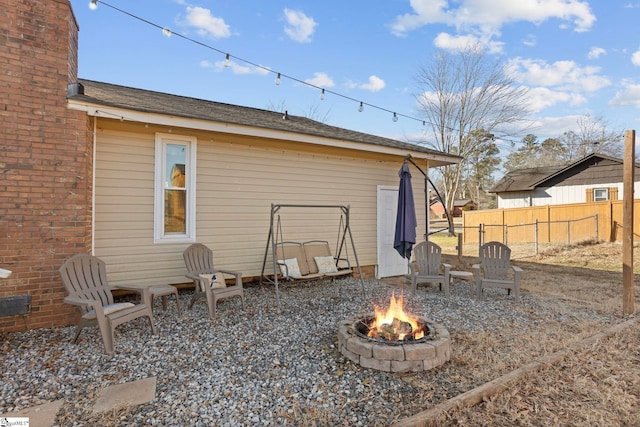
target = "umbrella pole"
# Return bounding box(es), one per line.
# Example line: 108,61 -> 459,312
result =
405,156 -> 454,238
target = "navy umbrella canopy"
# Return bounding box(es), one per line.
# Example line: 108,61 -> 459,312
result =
394,162 -> 418,259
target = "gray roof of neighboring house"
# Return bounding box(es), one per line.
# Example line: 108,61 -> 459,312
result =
489,153 -> 637,193
489,165 -> 562,193
69,79 -> 460,161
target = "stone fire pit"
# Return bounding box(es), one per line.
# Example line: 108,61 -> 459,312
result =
337,314 -> 451,373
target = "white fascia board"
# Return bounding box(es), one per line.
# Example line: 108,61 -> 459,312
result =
68,101 -> 459,166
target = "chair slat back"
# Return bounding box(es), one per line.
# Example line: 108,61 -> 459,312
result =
480,241 -> 512,280
414,241 -> 442,276
59,254 -> 114,312
183,243 -> 215,274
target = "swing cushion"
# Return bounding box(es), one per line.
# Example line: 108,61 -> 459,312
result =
314,256 -> 338,274
278,258 -> 302,278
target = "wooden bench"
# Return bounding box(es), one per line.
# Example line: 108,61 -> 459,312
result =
275,240 -> 353,281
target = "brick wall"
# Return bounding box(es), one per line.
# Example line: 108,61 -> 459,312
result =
0,0 -> 91,332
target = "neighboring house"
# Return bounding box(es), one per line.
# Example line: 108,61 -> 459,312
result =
490,154 -> 640,209
0,0 -> 460,332
430,199 -> 476,218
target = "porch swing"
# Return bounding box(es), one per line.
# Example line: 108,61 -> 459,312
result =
259,204 -> 365,306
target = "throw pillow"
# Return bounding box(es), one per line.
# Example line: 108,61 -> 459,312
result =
314,256 -> 338,274
277,258 -> 302,278
199,273 -> 227,290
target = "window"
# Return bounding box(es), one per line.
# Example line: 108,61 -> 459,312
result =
593,188 -> 609,202
154,133 -> 196,243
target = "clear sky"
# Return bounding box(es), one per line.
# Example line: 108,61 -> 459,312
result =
71,0 -> 640,162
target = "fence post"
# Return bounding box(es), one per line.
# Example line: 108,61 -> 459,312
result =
535,219 -> 539,254
478,224 -> 483,255
567,219 -> 571,245
595,214 -> 598,241
504,224 -> 508,245
457,233 -> 463,262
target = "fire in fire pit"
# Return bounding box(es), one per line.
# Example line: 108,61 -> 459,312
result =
355,292 -> 430,343
338,291 -> 451,373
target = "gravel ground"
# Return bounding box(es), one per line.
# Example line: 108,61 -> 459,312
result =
0,277 -> 619,426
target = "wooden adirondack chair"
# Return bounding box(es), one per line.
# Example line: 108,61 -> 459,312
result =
473,241 -> 523,301
183,243 -> 245,319
410,241 -> 452,296
59,254 -> 157,356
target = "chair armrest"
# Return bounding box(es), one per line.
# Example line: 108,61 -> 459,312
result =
442,263 -> 452,274
512,266 -> 523,273
215,269 -> 242,285
112,285 -> 153,307
335,257 -> 351,269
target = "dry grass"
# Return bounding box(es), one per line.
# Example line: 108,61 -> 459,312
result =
406,240 -> 640,426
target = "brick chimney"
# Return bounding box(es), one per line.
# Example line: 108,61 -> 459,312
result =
0,0 -> 92,331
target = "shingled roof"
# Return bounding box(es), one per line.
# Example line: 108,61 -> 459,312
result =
489,153 -> 637,193
68,79 -> 459,162
489,165 -> 563,193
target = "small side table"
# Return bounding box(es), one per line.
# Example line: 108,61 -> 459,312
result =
449,271 -> 475,297
124,283 -> 181,316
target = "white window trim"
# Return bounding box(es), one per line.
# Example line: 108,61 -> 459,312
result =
154,133 -> 197,243
593,187 -> 609,202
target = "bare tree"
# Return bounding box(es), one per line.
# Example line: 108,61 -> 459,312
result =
560,114 -> 623,160
415,44 -> 531,232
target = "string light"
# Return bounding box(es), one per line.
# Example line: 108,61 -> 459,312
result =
88,0 -> 464,131
224,53 -> 230,67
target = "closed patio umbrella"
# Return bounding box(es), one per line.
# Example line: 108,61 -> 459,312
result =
394,162 -> 417,259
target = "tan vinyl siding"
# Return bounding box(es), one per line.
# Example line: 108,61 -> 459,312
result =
94,121 -> 427,287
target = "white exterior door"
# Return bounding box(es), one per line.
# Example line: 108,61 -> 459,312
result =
377,186 -> 409,278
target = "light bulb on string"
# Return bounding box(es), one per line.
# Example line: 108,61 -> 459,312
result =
89,0 -> 98,10
392,112 -> 398,122
224,53 -> 230,67
358,102 -> 364,112
320,89 -> 325,101
275,73 -> 281,85
162,28 -> 172,37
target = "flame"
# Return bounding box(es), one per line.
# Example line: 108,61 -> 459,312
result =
368,292 -> 424,340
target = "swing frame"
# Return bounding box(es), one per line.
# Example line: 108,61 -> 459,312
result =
259,203 -> 365,306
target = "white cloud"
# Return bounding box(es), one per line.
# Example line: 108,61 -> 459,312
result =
348,75 -> 386,92
529,115 -> 586,139
525,87 -> 587,113
522,35 -> 537,47
184,6 -> 231,39
632,48 -> 640,66
588,47 -> 606,59
390,0 -> 596,37
433,32 -> 504,53
305,72 -> 334,88
507,57 -> 610,92
609,80 -> 640,108
283,9 -> 317,43
200,59 -> 269,75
